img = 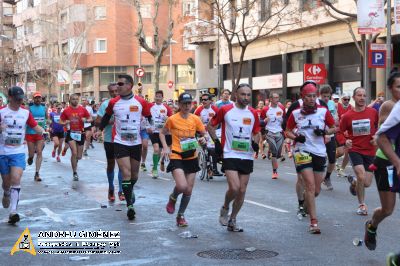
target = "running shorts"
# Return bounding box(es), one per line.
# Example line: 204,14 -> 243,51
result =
265,131 -> 284,158
373,157 -> 392,192
65,131 -> 85,146
140,129 -> 149,140
0,153 -> 26,175
104,142 -> 115,160
166,158 -> 200,174
25,134 -> 43,142
325,136 -> 336,164
349,152 -> 374,172
50,131 -> 65,139
221,158 -> 254,175
293,150 -> 326,173
150,133 -> 172,146
114,143 -> 142,161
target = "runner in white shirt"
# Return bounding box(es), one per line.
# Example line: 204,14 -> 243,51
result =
82,98 -> 94,156
148,90 -> 173,179
285,82 -> 336,234
194,93 -> 222,177
0,86 -> 44,224
260,93 -> 285,179
208,84 -> 261,232
99,74 -> 151,221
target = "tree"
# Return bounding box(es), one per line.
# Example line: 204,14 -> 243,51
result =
132,0 -> 175,92
195,0 -> 300,93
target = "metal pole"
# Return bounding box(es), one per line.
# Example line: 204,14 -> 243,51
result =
363,37 -> 371,103
138,42 -> 141,83
386,0 -> 392,99
169,43 -> 172,82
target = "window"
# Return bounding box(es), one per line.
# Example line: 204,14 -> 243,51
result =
141,36 -> 152,52
140,4 -> 151,18
289,52 -> 304,72
182,0 -> 196,16
16,26 -> 24,39
82,68 -> 93,87
94,6 -> 106,20
311,49 -> 324,64
24,21 -> 33,35
62,42 -> 68,55
301,0 -> 337,11
99,66 -> 127,86
209,49 -> 214,69
176,65 -> 195,84
3,3 -> 14,16
60,12 -> 68,29
259,0 -> 271,21
141,65 -> 153,84
95,39 -> 107,53
33,46 -> 47,59
159,66 -> 168,83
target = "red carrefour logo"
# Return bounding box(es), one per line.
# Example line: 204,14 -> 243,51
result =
168,81 -> 174,89
303,64 -> 327,84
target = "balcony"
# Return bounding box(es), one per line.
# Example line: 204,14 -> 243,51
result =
3,0 -> 16,4
184,20 -> 218,45
2,15 -> 13,25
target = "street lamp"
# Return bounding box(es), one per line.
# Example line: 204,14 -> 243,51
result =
169,39 -> 177,83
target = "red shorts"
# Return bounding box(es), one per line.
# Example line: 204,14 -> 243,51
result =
25,134 -> 43,142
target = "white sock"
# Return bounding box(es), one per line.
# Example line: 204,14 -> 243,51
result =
10,185 -> 21,214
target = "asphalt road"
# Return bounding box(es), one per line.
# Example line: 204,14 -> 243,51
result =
0,142 -> 399,265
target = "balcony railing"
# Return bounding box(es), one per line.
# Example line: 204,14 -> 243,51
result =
184,20 -> 218,45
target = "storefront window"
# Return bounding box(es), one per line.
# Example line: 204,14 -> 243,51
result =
100,66 -> 127,86
176,65 -> 195,84
82,68 -> 93,87
311,49 -> 324,64
289,52 -> 304,72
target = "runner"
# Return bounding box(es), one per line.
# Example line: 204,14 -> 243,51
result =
336,93 -> 352,176
0,86 -> 44,224
161,92 -> 206,227
260,93 -> 285,179
148,90 -> 173,179
95,82 -> 125,202
136,85 -> 150,172
194,93 -> 222,176
49,104 -> 65,162
215,89 -> 233,108
59,94 -> 92,184
208,84 -> 261,232
340,87 -> 378,215
255,100 -> 265,159
363,70 -> 400,251
99,74 -> 151,220
285,82 -> 336,234
319,85 -> 337,190
82,97 -> 94,156
26,92 -> 47,182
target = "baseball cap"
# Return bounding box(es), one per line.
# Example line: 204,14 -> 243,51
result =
178,93 -> 192,103
332,94 -> 340,99
341,92 -> 350,99
33,91 -> 42,98
8,86 -> 25,100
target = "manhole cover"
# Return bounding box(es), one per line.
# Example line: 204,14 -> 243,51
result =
197,249 -> 278,260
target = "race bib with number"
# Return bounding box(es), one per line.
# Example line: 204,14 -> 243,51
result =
4,133 -> 23,146
180,138 -> 198,152
70,131 -> 82,142
294,151 -> 312,165
154,120 -> 165,129
84,122 -> 91,128
53,115 -> 60,123
35,117 -> 46,128
352,119 -> 371,136
231,136 -> 250,152
121,127 -> 138,141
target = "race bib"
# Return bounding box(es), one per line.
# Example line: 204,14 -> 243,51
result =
121,127 -> 138,141
294,151 -> 312,165
70,131 -> 82,142
53,115 -> 60,123
180,138 -> 198,152
154,119 -> 165,129
231,136 -> 250,152
352,119 -> 371,136
84,122 -> 91,128
5,133 -> 23,146
35,117 -> 46,128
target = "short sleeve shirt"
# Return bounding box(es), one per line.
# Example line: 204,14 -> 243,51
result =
60,106 -> 91,132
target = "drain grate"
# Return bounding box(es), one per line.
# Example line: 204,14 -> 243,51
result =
197,249 -> 278,260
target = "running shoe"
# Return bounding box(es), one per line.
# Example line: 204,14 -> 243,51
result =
34,173 -> 42,182
364,220 -> 377,250
152,169 -> 158,179
272,172 -> 278,179
338,168 -> 346,177
27,157 -> 33,166
297,205 -> 307,217
176,214 -> 188,227
90,143 -> 95,149
219,206 -> 229,226
83,150 -> 88,157
62,149 -> 67,156
213,170 -> 223,176
160,160 -> 165,172
322,178 -> 333,191
386,253 -> 400,266
56,156 -> 61,162
73,173 -> 79,181
227,218 -> 243,232
8,213 -> 20,225
166,195 -> 177,214
118,192 -> 125,201
309,220 -> 321,234
357,204 -> 368,216
347,175 -> 357,196
261,153 -> 267,159
127,205 -> 135,220
108,189 -> 115,202
335,163 -> 341,172
52,150 -> 56,158
140,163 -> 147,172
2,192 -> 10,208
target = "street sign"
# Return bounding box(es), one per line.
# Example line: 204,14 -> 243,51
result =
168,81 -> 174,89
303,64 -> 327,84
368,44 -> 388,68
135,68 -> 145,78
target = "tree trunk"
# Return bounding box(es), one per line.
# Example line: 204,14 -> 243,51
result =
153,55 -> 162,92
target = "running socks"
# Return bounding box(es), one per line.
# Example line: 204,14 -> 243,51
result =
178,194 -> 191,215
107,171 -> 114,190
273,169 -> 277,174
122,180 -> 133,207
10,185 -> 21,213
325,171 -> 332,181
172,187 -> 180,199
153,154 -> 160,170
118,171 -> 123,193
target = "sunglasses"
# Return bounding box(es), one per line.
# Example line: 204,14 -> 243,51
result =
342,98 -> 350,101
117,82 -> 126,86
201,98 -> 209,101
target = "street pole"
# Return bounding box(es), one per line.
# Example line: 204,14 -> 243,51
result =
363,37 -> 371,103
386,0 -> 392,99
169,43 -> 172,83
138,41 -> 141,83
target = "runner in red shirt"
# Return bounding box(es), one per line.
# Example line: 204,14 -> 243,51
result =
59,94 -> 92,185
340,87 -> 378,216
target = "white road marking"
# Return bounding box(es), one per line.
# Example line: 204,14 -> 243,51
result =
40,208 -> 63,222
286,172 -> 298,176
95,160 -> 107,164
244,199 -> 289,213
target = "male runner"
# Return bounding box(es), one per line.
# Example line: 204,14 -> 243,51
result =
215,89 -> 233,108
26,92 -> 47,181
208,84 -> 260,232
82,97 -> 94,156
1,86 -> 44,224
49,104 -> 65,162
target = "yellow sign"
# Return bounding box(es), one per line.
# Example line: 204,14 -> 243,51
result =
10,228 -> 36,256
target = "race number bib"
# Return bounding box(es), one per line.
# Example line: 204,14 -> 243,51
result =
70,131 -> 82,142
53,115 -> 60,123
352,119 -> 370,136
154,119 -> 165,129
231,136 -> 250,152
35,117 -> 46,128
84,122 -> 91,128
294,151 -> 312,165
121,127 -> 138,141
5,133 -> 23,146
180,138 -> 198,152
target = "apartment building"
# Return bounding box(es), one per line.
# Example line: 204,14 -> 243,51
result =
189,0 -> 398,104
13,0 -> 197,102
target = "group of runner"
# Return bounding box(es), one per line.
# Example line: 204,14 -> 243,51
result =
1,72 -> 400,264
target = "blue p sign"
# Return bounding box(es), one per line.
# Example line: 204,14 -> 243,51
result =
370,51 -> 386,67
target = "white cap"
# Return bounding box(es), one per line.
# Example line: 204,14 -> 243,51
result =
341,92 -> 351,98
332,94 -> 340,99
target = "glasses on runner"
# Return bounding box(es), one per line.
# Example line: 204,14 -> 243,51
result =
117,82 -> 125,86
343,98 -> 350,101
